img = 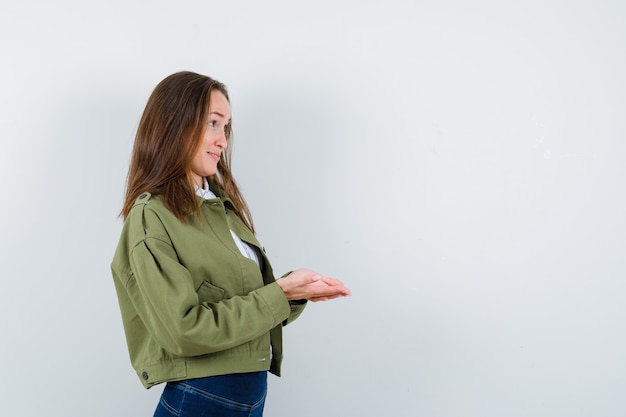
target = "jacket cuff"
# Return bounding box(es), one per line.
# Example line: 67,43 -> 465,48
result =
256,282 -> 291,325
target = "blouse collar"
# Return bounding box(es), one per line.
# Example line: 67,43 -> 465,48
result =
194,178 -> 218,200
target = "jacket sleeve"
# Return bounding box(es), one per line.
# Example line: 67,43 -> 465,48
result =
124,218 -> 292,358
284,300 -> 307,326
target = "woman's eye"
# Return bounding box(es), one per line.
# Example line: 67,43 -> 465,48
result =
208,121 -> 217,128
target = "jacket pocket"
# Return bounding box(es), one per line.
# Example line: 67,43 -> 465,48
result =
197,280 -> 226,303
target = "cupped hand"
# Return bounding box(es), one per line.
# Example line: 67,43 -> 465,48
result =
276,269 -> 351,302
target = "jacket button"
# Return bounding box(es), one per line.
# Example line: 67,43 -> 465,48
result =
142,371 -> 149,380
139,193 -> 147,199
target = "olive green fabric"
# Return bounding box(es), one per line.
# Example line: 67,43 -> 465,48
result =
111,192 -> 306,388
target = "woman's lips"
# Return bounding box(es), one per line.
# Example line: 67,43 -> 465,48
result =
208,152 -> 220,161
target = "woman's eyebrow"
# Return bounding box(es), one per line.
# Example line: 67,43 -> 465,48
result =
210,111 -> 230,120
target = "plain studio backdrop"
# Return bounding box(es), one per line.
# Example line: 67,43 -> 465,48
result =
1,1 -> 625,416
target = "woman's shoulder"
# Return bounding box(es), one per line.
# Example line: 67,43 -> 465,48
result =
128,192 -> 168,214
112,194 -> 171,274
122,192 -> 180,244
126,193 -> 172,228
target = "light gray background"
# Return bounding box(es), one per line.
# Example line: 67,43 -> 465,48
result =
1,1 -> 625,416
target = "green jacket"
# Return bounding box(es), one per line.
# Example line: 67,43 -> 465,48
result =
111,191 -> 306,388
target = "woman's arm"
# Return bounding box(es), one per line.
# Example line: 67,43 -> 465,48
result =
125,235 -> 290,357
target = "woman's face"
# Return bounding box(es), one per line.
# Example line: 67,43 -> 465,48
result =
190,90 -> 231,187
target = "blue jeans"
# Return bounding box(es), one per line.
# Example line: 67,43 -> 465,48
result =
153,372 -> 268,417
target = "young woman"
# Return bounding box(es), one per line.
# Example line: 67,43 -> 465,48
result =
111,71 -> 350,417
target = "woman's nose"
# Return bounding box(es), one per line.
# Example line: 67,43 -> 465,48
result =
216,131 -> 228,149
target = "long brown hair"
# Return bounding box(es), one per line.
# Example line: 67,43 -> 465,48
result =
120,71 -> 255,233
